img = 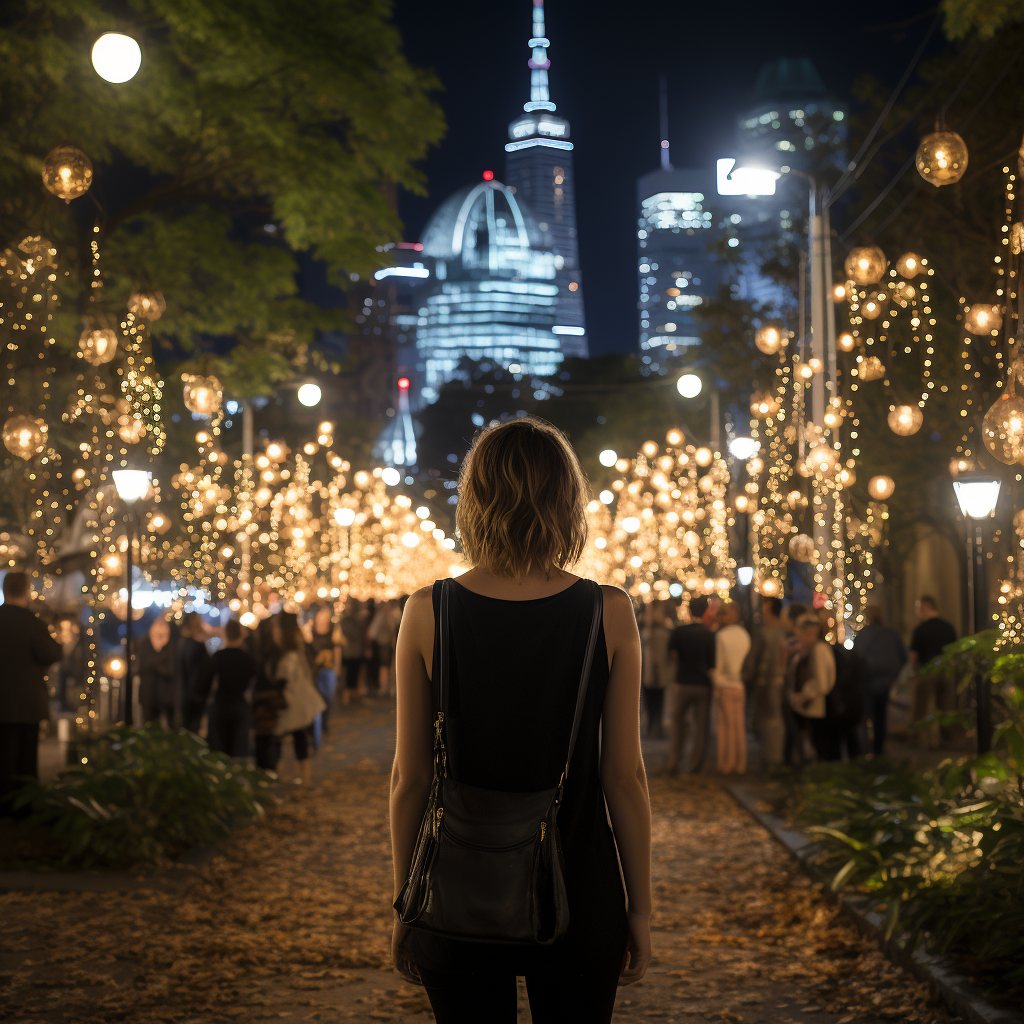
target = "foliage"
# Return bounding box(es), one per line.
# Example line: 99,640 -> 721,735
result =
11,724 -> 275,869
778,756 -> 1024,985
942,0 -> 1024,38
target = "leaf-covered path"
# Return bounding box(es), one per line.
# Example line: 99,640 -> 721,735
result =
0,701 -> 954,1023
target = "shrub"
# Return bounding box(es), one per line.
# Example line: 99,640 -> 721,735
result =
12,725 -> 275,870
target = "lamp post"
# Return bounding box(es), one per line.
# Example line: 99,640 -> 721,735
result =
111,469 -> 152,726
952,471 -> 1002,754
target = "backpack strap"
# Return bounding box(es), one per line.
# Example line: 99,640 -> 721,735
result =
561,580 -> 602,785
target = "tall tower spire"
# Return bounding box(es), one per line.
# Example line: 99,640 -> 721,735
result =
525,0 -> 556,112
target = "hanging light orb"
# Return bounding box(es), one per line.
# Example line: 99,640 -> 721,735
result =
832,283 -> 847,302
750,391 -> 780,420
41,145 -> 93,201
844,246 -> 886,286
805,445 -> 838,476
964,304 -> 1002,335
91,32 -> 142,84
755,324 -> 784,354
867,475 -> 895,501
823,405 -> 844,429
3,415 -> 47,459
807,356 -> 824,374
183,374 -> 223,417
118,413 -> 146,444
838,332 -> 855,352
982,392 -> 1024,465
758,577 -> 783,599
893,282 -> 916,307
787,489 -> 807,508
861,294 -> 885,319
857,355 -> 886,382
788,533 -> 816,562
915,131 -> 968,187
641,440 -> 658,458
794,361 -> 814,381
694,447 -> 713,468
128,289 -> 166,321
949,456 -> 975,478
887,404 -> 924,436
16,235 -> 57,275
665,428 -> 684,446
79,327 -> 118,365
147,510 -> 171,534
837,465 -> 857,488
896,252 -> 924,278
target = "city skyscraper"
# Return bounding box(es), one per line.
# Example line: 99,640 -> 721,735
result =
504,0 -> 587,357
415,177 -> 562,403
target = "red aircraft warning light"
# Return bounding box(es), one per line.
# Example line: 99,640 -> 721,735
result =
397,376 -> 411,391
482,170 -> 494,181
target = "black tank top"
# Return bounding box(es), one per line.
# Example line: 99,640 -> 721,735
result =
403,577 -> 628,973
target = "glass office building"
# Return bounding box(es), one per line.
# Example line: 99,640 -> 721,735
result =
416,178 -> 561,402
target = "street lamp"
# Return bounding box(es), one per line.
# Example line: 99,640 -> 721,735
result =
676,373 -> 702,399
953,470 -> 1001,755
112,468 -> 151,726
91,32 -> 142,83
297,382 -> 322,407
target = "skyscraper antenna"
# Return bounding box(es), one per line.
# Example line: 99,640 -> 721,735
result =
659,75 -> 672,171
524,0 -> 556,113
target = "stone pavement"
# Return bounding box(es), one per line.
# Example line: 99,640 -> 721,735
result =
0,699 -> 955,1023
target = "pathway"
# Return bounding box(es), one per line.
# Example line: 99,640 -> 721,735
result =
0,701 -> 954,1023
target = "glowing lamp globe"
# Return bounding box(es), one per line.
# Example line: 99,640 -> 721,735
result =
867,475 -> 895,501
41,145 -> 93,202
896,252 -> 923,278
837,466 -> 857,488
16,235 -> 57,274
887,404 -> 924,436
844,246 -> 886,286
91,32 -> 142,83
857,355 -> 886,382
3,415 -> 47,459
789,533 -> 816,562
147,511 -> 171,534
381,467 -> 401,486
665,429 -> 683,446
297,382 -> 322,407
759,577 -> 783,599
754,324 -> 784,354
118,413 -> 146,444
695,447 -> 713,468
676,373 -> 702,398
838,332 -> 855,352
915,131 -> 968,187
128,289 -> 166,321
953,473 -> 1002,519
750,391 -> 780,419
79,327 -> 118,365
183,374 -> 223,417
861,296 -> 884,320
334,507 -> 356,527
964,304 -> 1001,335
949,457 -> 975,478
805,445 -> 838,476
982,392 -> 1024,465
599,448 -> 617,467
728,436 -> 758,460
622,516 -> 641,534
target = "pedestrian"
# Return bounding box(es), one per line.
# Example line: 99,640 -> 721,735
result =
252,617 -> 285,771
177,611 -> 212,733
780,602 -> 808,766
639,601 -> 672,738
137,616 -> 176,727
307,604 -> 341,742
367,598 -> 400,696
909,594 -> 958,748
853,605 -> 907,756
204,619 -> 259,758
339,598 -> 368,705
390,416 -> 651,1020
712,601 -> 751,774
270,611 -> 326,786
665,594 -> 717,775
0,572 -> 63,815
744,596 -> 788,767
788,614 -> 838,761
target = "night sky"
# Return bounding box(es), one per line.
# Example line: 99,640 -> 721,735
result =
392,0 -> 939,357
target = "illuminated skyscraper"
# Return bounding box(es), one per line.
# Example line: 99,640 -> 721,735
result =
416,178 -> 562,402
504,0 -> 587,357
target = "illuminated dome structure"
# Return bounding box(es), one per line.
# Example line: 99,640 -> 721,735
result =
416,178 -> 561,402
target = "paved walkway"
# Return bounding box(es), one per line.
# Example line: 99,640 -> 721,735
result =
0,701 -> 954,1023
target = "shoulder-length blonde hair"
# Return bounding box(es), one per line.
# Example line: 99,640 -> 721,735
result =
455,416 -> 589,578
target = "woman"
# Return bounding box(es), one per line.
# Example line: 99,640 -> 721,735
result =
368,598 -> 400,696
787,614 -> 838,762
639,601 -> 672,738
137,617 -> 175,727
307,604 -> 342,740
711,601 -> 750,774
270,612 -> 326,786
390,417 -> 652,1023
339,599 -> 369,704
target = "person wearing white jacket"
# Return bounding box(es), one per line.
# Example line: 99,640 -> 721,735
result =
711,602 -> 751,774
788,615 -> 837,760
271,612 -> 326,786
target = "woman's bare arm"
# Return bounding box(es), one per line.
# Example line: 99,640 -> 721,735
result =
599,585 -> 653,982
389,585 -> 435,902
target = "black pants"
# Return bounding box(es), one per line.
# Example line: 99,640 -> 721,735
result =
866,688 -> 890,756
344,659 -> 364,691
810,717 -> 842,761
641,685 -> 665,736
0,722 -> 40,814
254,734 -> 280,771
208,704 -> 251,758
417,942 -> 624,1024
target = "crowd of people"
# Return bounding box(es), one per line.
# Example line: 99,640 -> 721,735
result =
640,592 -> 960,775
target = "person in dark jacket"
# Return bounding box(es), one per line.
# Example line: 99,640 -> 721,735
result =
204,619 -> 258,757
137,616 -> 176,727
0,572 -> 64,813
177,611 -> 212,733
854,604 -> 908,756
